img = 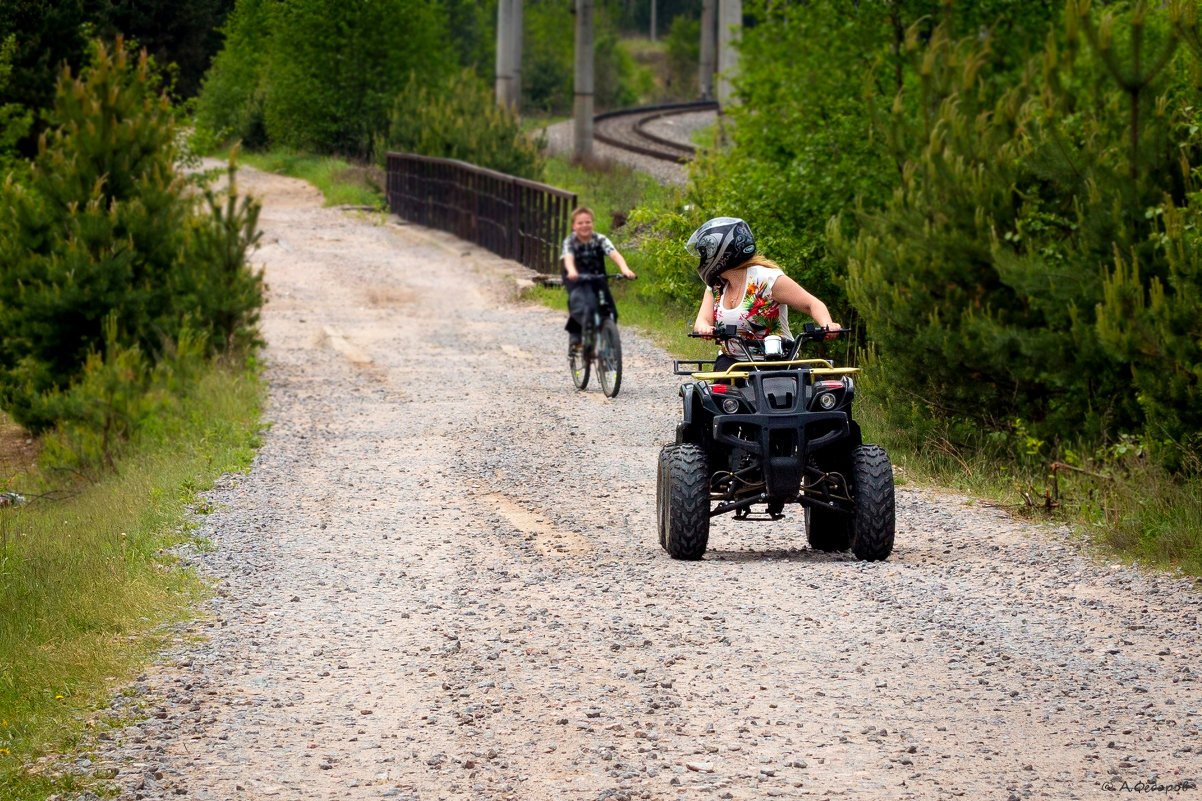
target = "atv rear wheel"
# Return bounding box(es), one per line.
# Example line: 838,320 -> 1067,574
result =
656,444 -> 677,551
663,444 -> 710,560
805,505 -> 852,552
805,445 -> 895,560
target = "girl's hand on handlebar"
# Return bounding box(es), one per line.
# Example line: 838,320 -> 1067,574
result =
824,321 -> 842,341
694,323 -> 714,338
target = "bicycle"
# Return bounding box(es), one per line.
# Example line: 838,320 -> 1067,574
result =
568,273 -> 631,398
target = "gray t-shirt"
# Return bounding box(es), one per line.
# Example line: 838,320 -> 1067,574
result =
561,232 -> 615,275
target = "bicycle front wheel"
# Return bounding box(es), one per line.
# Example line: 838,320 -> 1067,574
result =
597,319 -> 623,398
570,341 -> 591,390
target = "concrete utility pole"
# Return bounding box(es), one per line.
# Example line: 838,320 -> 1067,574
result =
699,0 -> 716,101
510,0 -> 522,110
650,0 -> 657,41
716,0 -> 741,109
495,0 -> 513,107
573,0 -> 594,160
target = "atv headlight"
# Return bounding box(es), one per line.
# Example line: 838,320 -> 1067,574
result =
721,397 -> 740,414
816,392 -> 837,410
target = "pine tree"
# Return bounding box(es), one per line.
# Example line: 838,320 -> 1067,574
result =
837,2 -> 1196,450
0,40 -> 264,432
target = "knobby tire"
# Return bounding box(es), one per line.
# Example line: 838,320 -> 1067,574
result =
664,444 -> 710,560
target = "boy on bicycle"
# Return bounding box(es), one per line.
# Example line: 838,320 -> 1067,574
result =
561,206 -> 636,356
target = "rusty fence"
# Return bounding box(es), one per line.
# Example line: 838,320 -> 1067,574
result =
385,152 -> 576,276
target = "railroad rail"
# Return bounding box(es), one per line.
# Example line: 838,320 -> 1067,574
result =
593,100 -> 719,164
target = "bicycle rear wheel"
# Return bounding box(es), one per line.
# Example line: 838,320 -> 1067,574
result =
597,319 -> 623,397
570,340 -> 590,389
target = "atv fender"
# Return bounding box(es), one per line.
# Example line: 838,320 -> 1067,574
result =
675,382 -> 706,445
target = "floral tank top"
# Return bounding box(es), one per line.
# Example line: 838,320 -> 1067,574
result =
713,264 -> 792,341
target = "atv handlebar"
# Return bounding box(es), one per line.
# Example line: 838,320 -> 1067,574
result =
690,323 -> 849,358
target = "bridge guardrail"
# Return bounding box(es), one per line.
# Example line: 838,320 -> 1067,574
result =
385,152 -> 576,276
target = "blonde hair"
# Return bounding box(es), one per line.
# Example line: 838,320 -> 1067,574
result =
570,206 -> 594,223
742,253 -> 783,272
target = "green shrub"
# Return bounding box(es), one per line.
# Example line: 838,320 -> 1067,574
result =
388,68 -> 546,180
521,3 -> 650,115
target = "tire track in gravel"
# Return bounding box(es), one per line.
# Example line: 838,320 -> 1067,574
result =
86,165 -> 1201,801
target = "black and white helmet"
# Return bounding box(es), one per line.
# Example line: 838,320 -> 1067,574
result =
685,217 -> 756,287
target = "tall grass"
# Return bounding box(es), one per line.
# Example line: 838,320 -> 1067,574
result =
0,361 -> 263,799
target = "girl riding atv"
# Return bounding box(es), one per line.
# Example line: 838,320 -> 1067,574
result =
688,217 -> 840,370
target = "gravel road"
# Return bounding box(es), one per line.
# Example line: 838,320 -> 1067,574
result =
81,165 -> 1202,801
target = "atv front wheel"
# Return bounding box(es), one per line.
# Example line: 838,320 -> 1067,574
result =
663,444 -> 710,560
849,444 -> 895,561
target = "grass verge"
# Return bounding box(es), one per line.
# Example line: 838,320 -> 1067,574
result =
235,150 -> 385,208
0,361 -> 264,799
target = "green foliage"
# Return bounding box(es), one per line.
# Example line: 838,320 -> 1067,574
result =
34,317 -> 208,475
183,154 -> 265,353
0,1 -> 233,158
92,0 -> 236,99
0,35 -> 30,176
522,2 -> 573,114
665,15 -> 700,99
388,68 -> 546,179
444,0 -> 496,71
0,0 -> 92,155
666,0 -> 1062,326
189,0 -> 271,150
262,0 -> 451,159
839,2 -> 1199,456
193,0 -> 452,159
0,42 -> 263,437
1097,180 -> 1202,464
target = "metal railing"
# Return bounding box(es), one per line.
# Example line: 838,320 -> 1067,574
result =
385,152 -> 576,275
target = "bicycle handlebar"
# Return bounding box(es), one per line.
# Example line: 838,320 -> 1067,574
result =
570,273 -> 635,282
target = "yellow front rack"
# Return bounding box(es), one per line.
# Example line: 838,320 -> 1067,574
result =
689,359 -> 859,382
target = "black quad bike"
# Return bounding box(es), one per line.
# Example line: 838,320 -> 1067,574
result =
656,324 -> 895,561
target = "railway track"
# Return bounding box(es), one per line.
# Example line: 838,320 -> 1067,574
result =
593,100 -> 719,164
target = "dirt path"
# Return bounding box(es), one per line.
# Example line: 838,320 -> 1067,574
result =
90,166 -> 1201,801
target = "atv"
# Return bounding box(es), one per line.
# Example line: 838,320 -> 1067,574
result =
656,324 -> 895,561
